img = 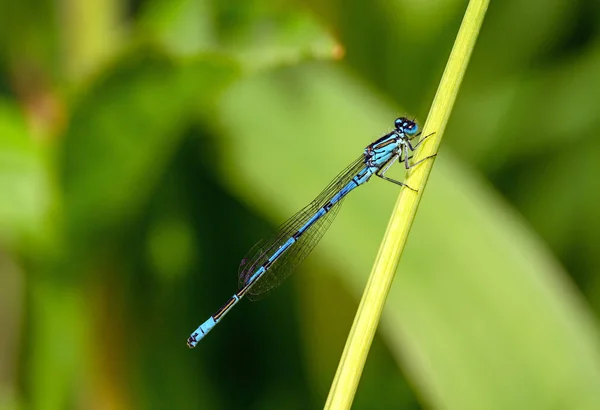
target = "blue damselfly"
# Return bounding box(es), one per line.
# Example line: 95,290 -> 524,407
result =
187,118 -> 433,347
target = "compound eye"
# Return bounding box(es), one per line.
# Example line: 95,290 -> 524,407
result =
405,122 -> 418,136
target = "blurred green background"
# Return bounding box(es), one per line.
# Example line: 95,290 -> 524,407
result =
2,0 -> 600,409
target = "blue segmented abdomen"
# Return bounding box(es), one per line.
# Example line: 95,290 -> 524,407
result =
237,157 -> 374,299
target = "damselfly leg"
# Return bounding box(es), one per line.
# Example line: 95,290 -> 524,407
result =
402,147 -> 437,171
375,154 -> 416,190
376,131 -> 437,191
408,131 -> 436,149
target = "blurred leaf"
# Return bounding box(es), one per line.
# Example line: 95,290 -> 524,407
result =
217,2 -> 341,72
28,277 -> 92,410
503,42 -> 600,153
515,137 -> 600,279
61,0 -> 124,82
137,0 -> 216,56
213,63 -> 600,410
0,0 -> 61,80
0,99 -> 51,245
62,52 -> 239,242
138,0 -> 341,71
445,0 -> 600,171
468,0 -> 573,79
0,253 -> 24,410
306,0 -> 466,114
146,214 -> 198,282
450,41 -> 600,170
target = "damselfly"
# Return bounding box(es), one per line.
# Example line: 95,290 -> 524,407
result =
187,118 -> 434,347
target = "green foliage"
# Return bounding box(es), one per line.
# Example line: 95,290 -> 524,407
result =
1,0 -> 600,409
0,101 -> 50,244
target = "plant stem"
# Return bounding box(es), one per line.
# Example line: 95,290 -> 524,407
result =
324,1 -> 490,408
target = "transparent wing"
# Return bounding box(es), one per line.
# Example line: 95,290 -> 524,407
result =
244,198 -> 345,300
238,155 -> 367,300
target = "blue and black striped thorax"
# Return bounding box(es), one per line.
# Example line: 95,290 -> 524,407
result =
364,117 -> 418,169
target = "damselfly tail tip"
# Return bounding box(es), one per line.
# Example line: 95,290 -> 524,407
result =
187,333 -> 199,348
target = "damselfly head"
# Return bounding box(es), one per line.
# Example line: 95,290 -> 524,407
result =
394,117 -> 418,136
